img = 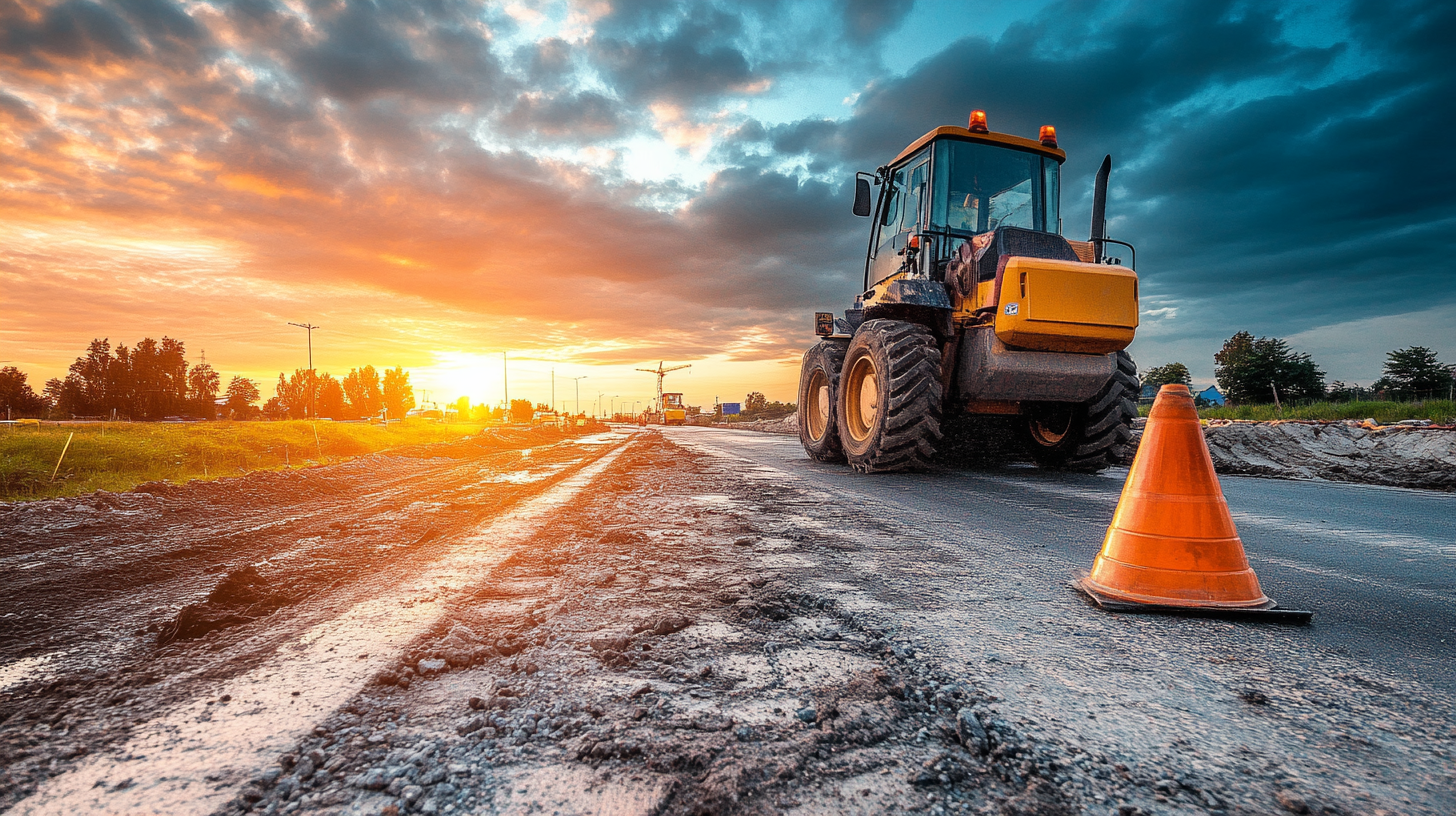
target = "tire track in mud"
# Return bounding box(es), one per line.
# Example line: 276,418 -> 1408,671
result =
11,437 -> 635,815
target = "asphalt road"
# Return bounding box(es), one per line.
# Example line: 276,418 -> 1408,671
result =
666,426 -> 1456,691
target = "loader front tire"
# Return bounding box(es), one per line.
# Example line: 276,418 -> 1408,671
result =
1022,350 -> 1138,472
798,340 -> 848,463
837,319 -> 943,473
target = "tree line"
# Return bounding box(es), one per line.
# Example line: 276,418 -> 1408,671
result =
0,337 -> 419,421
259,365 -> 414,421
1142,334 -> 1454,406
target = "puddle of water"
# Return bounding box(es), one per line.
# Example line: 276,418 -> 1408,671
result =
569,433 -> 619,446
0,651 -> 67,692
688,493 -> 735,506
22,443 -> 630,816
479,464 -> 568,485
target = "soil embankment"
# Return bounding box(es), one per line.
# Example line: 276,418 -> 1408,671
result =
1127,420 -> 1456,492
722,412 -> 1456,491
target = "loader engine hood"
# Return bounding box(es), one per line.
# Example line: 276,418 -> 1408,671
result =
993,256 -> 1138,354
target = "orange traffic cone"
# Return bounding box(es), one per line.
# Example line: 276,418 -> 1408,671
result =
1077,384 -> 1312,623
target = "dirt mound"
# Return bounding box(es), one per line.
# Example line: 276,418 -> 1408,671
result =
716,413 -> 799,435
1119,420 -> 1456,491
154,565 -> 292,645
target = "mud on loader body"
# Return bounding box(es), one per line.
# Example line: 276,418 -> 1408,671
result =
799,112 -> 1141,473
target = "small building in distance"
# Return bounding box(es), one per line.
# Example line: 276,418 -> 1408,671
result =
1196,386 -> 1225,407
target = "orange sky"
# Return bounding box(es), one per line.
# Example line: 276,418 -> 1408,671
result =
0,1 -> 817,411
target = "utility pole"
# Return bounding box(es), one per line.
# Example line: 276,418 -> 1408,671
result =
570,376 -> 587,415
551,368 -> 555,412
597,392 -> 605,418
287,322 -> 319,418
502,351 -> 508,416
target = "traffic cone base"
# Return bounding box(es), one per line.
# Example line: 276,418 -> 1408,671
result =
1078,384 -> 1312,624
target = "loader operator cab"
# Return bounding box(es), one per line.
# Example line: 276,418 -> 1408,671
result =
864,123 -> 1063,288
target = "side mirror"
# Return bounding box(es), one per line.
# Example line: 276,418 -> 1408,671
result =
852,176 -> 872,217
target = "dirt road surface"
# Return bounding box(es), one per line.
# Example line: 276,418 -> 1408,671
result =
2,426 -> 1452,815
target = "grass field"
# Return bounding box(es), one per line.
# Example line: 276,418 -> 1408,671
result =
1137,400 -> 1456,423
0,420 -> 489,502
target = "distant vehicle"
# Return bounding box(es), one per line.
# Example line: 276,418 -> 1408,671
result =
407,406 -> 445,420
660,393 -> 687,426
532,410 -> 561,428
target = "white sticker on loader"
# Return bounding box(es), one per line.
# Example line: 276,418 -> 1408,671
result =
1004,302 -> 1020,315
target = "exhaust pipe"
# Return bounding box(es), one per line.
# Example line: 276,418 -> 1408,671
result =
1090,154 -> 1111,263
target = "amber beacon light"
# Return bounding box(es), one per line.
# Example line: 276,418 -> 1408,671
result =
968,110 -> 989,133
1039,125 -> 1058,147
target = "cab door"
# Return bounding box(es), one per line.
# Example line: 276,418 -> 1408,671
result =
868,151 -> 929,285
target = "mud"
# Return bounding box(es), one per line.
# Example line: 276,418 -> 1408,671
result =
0,426 -> 615,811
213,435 -> 1067,816
4,426 -> 1449,815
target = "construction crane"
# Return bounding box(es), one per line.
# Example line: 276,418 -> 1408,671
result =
636,361 -> 691,424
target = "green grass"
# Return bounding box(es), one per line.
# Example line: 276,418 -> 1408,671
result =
1137,400 -> 1456,424
0,419 -> 490,502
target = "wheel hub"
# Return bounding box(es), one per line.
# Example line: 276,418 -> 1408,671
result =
844,356 -> 879,443
805,370 -> 829,441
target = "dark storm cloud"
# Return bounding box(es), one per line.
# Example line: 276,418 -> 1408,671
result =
589,11 -> 761,107
290,4 -> 458,102
499,92 -> 630,142
515,37 -> 573,85
841,0 -> 914,44
0,0 -> 143,65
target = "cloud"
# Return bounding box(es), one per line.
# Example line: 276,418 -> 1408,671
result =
500,91 -> 630,142
2,0 -> 1452,403
841,0 -> 914,44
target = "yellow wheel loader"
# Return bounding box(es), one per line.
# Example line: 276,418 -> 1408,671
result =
799,110 -> 1140,473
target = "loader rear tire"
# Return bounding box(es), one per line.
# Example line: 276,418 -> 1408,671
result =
1022,350 -> 1138,472
837,319 -> 943,473
798,340 -> 848,463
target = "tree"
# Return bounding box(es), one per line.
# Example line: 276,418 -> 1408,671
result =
1372,346 -> 1453,401
382,367 -> 415,418
188,362 -> 220,419
0,367 -> 47,418
453,396 -> 470,419
1141,362 -> 1192,389
510,398 -> 533,423
225,376 -> 261,419
66,338 -> 115,416
745,391 -> 768,413
316,374 -> 346,419
342,365 -> 382,419
1214,331 -> 1324,405
273,370 -> 315,419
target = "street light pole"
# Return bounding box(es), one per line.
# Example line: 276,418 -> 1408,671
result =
570,376 -> 587,416
287,322 -> 319,418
